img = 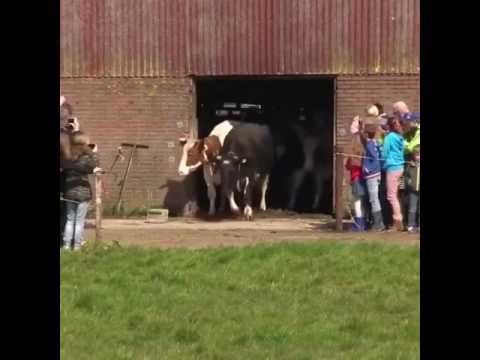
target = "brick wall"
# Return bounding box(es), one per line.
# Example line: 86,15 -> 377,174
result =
60,75 -> 420,216
60,77 -> 195,214
335,75 -> 420,213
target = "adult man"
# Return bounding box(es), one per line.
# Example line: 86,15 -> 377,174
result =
393,101 -> 420,229
393,101 -> 410,117
401,112 -> 420,159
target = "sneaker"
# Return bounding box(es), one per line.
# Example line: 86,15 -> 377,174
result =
407,226 -> 415,233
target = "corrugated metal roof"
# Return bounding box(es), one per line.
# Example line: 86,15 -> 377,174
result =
60,0 -> 420,77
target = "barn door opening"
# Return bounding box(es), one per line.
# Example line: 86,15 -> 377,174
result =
194,76 -> 335,215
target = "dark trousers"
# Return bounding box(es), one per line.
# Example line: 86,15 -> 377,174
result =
60,200 -> 66,247
407,191 -> 420,228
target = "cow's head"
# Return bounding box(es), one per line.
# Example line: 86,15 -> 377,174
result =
215,152 -> 248,196
177,131 -> 208,176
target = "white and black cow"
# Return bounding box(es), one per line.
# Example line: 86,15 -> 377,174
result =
215,122 -> 274,220
281,109 -> 333,211
177,120 -> 241,216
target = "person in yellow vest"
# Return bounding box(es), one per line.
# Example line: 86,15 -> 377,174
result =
401,112 -> 420,160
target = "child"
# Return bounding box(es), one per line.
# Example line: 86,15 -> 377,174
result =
361,124 -> 385,231
382,117 -> 405,231
346,132 -> 367,231
404,145 -> 420,232
61,131 -> 99,250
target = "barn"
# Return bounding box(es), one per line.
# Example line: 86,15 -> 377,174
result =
60,0 -> 420,216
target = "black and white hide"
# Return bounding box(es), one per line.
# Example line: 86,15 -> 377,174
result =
216,122 -> 274,220
286,109 -> 333,211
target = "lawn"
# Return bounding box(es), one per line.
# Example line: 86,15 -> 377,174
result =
60,241 -> 419,360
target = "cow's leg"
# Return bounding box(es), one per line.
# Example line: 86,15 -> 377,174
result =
288,169 -> 306,210
206,184 -> 217,216
203,166 -> 216,216
243,178 -> 254,221
312,170 -> 324,211
259,174 -> 269,211
228,192 -> 240,214
218,192 -> 226,213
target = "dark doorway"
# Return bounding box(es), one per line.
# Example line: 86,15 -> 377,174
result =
195,77 -> 335,214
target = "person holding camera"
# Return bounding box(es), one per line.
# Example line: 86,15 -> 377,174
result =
61,131 -> 99,251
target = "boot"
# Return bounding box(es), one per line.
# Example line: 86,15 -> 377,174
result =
352,217 -> 366,232
371,211 -> 385,231
394,219 -> 404,232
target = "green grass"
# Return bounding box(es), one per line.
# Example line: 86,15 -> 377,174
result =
61,242 -> 419,360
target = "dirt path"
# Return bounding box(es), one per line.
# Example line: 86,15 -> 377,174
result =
85,214 -> 419,249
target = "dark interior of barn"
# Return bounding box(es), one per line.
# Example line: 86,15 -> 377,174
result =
195,77 -> 335,215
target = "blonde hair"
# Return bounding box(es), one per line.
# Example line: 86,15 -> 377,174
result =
366,105 -> 379,117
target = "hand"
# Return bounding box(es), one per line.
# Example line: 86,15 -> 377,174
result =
350,116 -> 360,134
71,118 -> 80,132
93,167 -> 104,174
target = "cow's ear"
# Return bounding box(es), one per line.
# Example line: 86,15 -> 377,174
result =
241,158 -> 248,164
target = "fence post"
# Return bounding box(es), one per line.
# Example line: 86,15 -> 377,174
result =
95,173 -> 103,243
335,146 -> 345,232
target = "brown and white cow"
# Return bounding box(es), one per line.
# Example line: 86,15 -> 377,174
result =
177,120 -> 241,216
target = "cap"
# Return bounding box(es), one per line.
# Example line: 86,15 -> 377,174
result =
401,112 -> 420,122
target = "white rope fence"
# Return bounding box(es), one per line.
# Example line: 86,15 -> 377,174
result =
335,152 -> 409,164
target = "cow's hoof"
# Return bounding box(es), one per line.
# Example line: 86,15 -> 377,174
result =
260,203 -> 267,211
244,206 -> 253,220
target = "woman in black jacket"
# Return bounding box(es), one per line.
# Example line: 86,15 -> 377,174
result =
61,131 -> 99,250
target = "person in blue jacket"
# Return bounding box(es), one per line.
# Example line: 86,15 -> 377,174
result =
360,123 -> 385,231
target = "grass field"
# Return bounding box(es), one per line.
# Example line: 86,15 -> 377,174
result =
60,242 -> 419,360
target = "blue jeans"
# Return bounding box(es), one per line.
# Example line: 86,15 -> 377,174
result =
366,176 -> 382,213
407,191 -> 420,228
63,201 -> 89,249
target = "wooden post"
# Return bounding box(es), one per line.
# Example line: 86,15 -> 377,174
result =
335,146 -> 345,232
95,173 -> 103,243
